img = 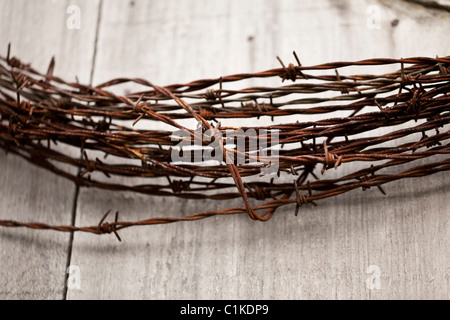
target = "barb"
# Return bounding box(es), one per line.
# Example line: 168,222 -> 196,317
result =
97,210 -> 122,241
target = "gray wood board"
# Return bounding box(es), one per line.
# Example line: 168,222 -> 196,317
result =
67,0 -> 450,299
0,0 -> 100,299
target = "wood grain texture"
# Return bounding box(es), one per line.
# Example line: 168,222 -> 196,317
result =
0,0 -> 100,299
1,0 -> 448,300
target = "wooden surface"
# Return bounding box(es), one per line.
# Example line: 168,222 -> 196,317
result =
0,0 -> 449,300
0,0 -> 100,299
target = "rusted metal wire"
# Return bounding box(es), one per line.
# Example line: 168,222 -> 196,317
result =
0,46 -> 449,240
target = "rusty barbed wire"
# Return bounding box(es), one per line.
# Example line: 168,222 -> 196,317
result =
0,46 -> 449,240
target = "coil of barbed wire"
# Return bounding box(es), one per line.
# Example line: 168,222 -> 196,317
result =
0,44 -> 449,240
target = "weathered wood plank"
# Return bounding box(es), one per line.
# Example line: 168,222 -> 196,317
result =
61,0 -> 449,299
0,0 -> 100,299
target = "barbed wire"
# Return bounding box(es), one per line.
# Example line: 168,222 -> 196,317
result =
1,46 -> 449,240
